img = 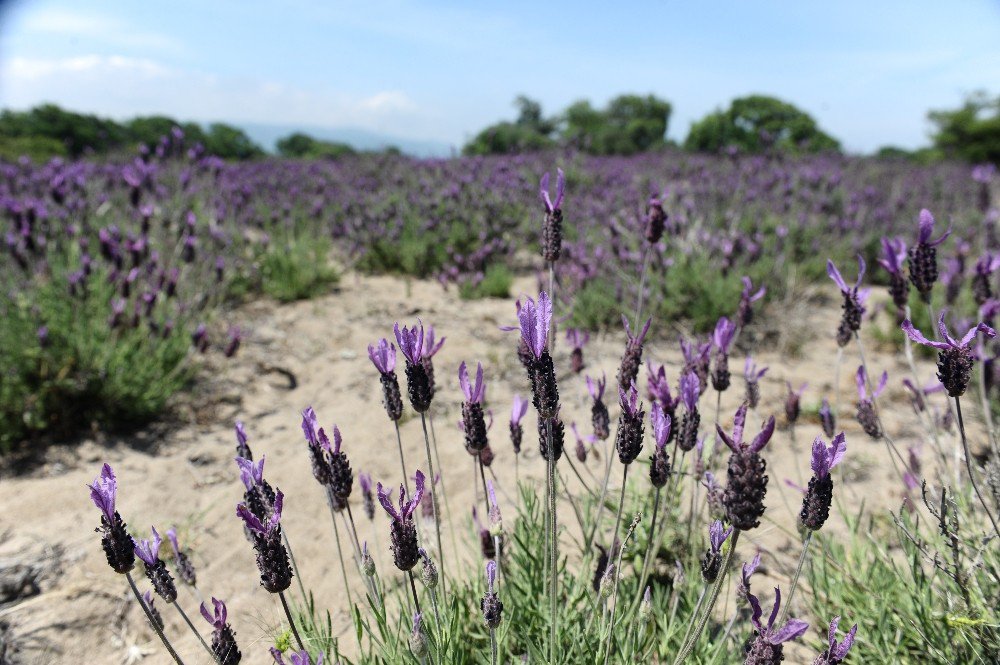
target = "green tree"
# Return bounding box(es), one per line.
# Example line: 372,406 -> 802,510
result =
463,96 -> 556,155
685,95 -> 840,154
202,123 -> 263,160
560,94 -> 671,155
276,132 -> 355,159
928,92 -> 1000,164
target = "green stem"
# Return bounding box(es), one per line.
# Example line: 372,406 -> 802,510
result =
634,487 -> 662,610
420,413 -> 447,596
546,417 -> 559,665
394,421 -> 411,497
125,572 -> 185,664
776,530 -> 812,626
672,530 -> 741,665
328,497 -> 355,611
173,602 -> 217,663
279,590 -> 306,651
955,397 -> 1000,540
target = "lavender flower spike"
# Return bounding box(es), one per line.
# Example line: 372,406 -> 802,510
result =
879,237 -> 910,310
826,256 -> 865,294
89,463 -> 135,574
721,403 -> 775,530
235,421 -> 252,459
908,209 -> 951,301
367,338 -> 396,374
377,470 -> 425,571
916,208 -> 951,247
745,588 -> 809,664
737,276 -> 766,327
166,526 -> 197,586
903,313 -> 996,397
135,526 -> 177,602
202,597 -> 241,665
459,361 -> 487,403
828,256 -> 867,346
855,366 -> 886,439
813,616 -> 858,665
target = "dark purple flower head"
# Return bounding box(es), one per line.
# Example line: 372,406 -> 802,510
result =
916,208 -> 950,247
586,374 -> 607,402
718,402 -> 775,454
377,470 -> 426,523
811,433 -> 847,478
510,394 -> 528,425
712,317 -> 737,354
878,237 -> 907,277
708,520 -> 733,554
88,462 -> 118,522
539,168 -> 565,213
749,588 -> 809,646
237,489 -> 284,535
818,616 -> 858,664
422,326 -> 446,358
619,382 -> 642,418
855,366 -> 888,401
459,361 -> 487,403
134,526 -> 163,566
516,292 -> 552,359
651,403 -> 671,449
901,313 -> 996,351
368,338 -> 396,374
235,455 -> 265,491
393,322 -> 425,364
200,597 -> 229,631
565,328 -> 589,350
744,356 -> 768,382
827,256 -> 865,294
679,371 -> 700,412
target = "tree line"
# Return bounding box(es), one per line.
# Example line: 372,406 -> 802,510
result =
465,91 -> 1000,163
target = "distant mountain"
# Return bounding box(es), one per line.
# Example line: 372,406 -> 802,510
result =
239,122 -> 454,158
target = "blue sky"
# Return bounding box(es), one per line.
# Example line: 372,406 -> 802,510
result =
1,0 -> 998,153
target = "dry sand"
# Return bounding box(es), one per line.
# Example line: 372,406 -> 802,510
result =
0,272 -> 979,664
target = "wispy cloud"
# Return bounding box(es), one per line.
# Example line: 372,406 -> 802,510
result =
18,8 -> 184,54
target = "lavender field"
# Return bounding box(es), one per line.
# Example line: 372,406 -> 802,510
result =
0,130 -> 998,665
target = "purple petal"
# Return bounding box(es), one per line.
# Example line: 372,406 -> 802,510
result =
900,319 -> 942,349
769,618 -> 810,645
748,593 -> 764,632
236,503 -> 266,534
826,259 -> 848,293
828,432 -> 847,470
810,436 -> 829,477
458,361 -> 471,401
376,482 -> 400,521
554,168 -> 565,210
539,172 -> 553,211
855,366 -> 867,400
835,624 -> 858,659
749,416 -> 776,454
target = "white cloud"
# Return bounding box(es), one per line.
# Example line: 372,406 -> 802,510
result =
16,7 -> 183,54
0,54 -> 443,141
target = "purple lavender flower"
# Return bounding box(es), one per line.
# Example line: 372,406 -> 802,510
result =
744,588 -> 809,664
800,433 -> 846,531
855,366 -> 887,438
719,403 -> 775,530
827,257 -> 868,347
377,470 -> 425,571
134,526 -> 177,602
617,315 -> 651,390
540,168 -> 565,262
224,326 -> 242,358
878,237 -> 910,311
510,394 -> 528,454
784,382 -> 807,424
744,356 -> 768,409
615,382 -> 645,464
481,559 -> 503,629
395,321 -> 434,412
565,328 -> 589,374
818,398 -> 836,438
460,361 -> 489,454
201,597 -> 241,665
677,371 -> 701,452
902,313 -> 996,396
237,486 -> 292,593
142,590 -> 164,631
165,526 -> 196,587
369,338 -> 404,421
409,611 -> 428,658
680,337 -> 712,395
517,293 -> 559,418
700,519 -> 733,583
908,209 -> 951,302
570,422 -> 589,463
812,616 -> 857,665
711,316 -> 737,391
972,253 -> 1000,306
88,463 -> 135,574
644,193 -> 668,244
271,649 -> 323,665
737,276 -> 766,328
587,374 -> 611,441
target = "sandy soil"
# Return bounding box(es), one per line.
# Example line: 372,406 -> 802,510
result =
0,272 -> 977,664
